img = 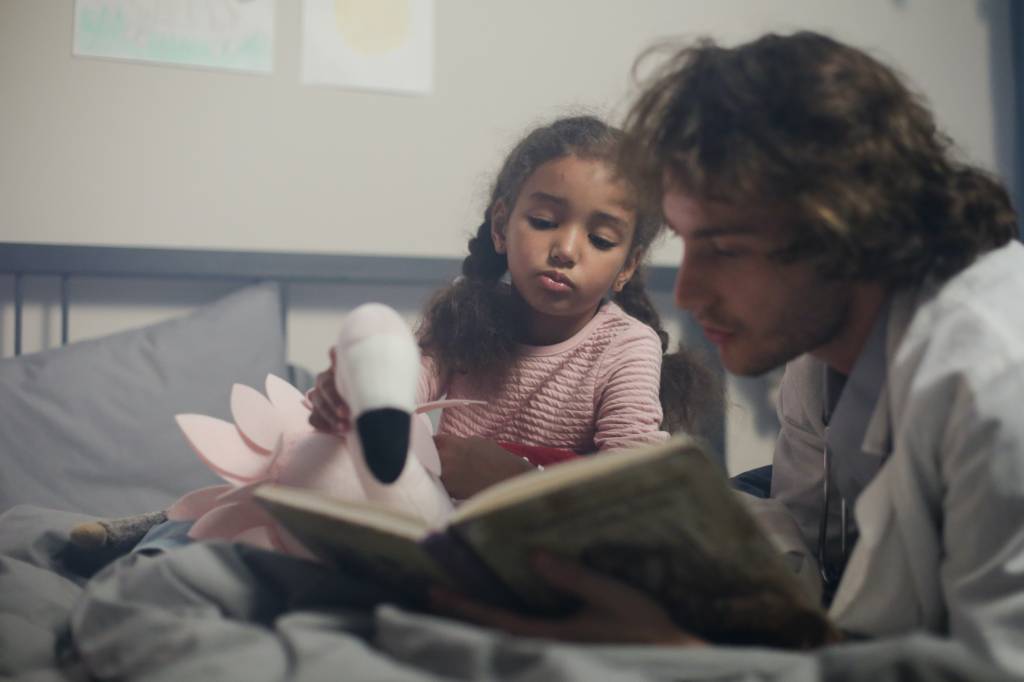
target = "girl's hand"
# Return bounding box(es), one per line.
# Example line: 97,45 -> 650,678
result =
431,553 -> 704,646
307,347 -> 351,435
433,435 -> 534,499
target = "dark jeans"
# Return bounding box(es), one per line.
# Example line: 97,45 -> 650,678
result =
730,464 -> 773,498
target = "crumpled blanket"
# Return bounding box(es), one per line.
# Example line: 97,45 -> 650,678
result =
0,504 -> 1015,682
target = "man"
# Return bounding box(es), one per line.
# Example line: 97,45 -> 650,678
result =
434,31 -> 1024,673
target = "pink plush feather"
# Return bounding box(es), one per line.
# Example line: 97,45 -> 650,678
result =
230,383 -> 280,453
174,414 -> 270,484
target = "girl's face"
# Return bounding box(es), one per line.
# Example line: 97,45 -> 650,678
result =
492,155 -> 641,345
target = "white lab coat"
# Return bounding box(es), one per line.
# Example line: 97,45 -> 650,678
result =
771,240 -> 1024,673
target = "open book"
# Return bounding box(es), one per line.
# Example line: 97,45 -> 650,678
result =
254,436 -> 837,647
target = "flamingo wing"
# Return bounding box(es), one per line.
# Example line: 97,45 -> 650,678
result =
166,484 -> 234,520
175,414 -> 271,482
409,413 -> 442,477
188,500 -> 273,543
230,383 -> 281,453
265,374 -> 314,432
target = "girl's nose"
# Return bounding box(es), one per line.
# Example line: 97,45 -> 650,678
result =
550,227 -> 581,266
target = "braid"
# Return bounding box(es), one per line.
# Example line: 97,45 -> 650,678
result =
614,274 -> 723,436
613,271 -> 670,352
417,216 -> 519,388
461,210 -> 508,281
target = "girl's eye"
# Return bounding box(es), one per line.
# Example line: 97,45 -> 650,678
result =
527,216 -> 556,229
589,234 -> 616,250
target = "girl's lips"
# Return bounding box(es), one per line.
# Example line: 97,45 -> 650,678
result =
539,272 -> 573,292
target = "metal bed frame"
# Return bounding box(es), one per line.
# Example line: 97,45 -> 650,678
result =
0,241 -> 679,356
0,242 -> 466,357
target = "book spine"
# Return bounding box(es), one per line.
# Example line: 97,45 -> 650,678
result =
421,530 -> 525,611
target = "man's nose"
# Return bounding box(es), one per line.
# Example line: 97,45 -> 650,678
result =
673,250 -> 706,311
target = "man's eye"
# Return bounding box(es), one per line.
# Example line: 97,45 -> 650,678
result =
709,241 -> 745,257
528,216 -> 556,229
589,235 -> 616,250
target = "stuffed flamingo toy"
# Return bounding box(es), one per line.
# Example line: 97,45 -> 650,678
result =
164,303 -> 472,558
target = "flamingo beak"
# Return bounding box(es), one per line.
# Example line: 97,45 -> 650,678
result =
356,408 -> 411,483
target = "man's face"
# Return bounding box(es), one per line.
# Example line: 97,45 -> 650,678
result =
662,188 -> 853,376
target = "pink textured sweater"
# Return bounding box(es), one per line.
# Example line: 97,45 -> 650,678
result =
417,301 -> 669,453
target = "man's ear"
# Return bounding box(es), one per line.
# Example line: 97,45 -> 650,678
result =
613,248 -> 643,292
490,200 -> 508,254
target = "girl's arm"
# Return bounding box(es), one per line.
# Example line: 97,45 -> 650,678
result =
416,353 -> 446,404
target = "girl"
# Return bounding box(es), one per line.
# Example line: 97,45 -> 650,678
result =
309,115 -> 719,499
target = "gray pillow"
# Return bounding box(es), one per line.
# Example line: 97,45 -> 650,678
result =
0,282 -> 287,517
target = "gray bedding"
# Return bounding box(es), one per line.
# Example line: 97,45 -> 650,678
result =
0,505 -> 1015,682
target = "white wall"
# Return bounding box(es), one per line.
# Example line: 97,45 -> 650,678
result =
1,0 -> 1017,474
0,0 -> 1015,264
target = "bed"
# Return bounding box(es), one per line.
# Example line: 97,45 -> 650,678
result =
0,242 -> 1009,682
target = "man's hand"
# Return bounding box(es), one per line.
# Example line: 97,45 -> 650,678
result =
431,553 -> 703,645
433,435 -> 534,499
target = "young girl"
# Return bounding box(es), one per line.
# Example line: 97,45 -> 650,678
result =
308,115 -> 718,499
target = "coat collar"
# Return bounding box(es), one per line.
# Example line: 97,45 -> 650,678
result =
861,284 -> 925,458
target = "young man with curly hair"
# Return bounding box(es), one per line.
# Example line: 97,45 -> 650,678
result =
435,31 -> 1024,675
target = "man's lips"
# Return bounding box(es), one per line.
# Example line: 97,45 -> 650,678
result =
699,323 -> 734,345
539,271 -> 573,291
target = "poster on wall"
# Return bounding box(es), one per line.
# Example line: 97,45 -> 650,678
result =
73,0 -> 274,74
302,0 -> 434,95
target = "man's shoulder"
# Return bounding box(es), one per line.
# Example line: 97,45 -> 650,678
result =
932,240 -> 1024,303
906,241 -> 1024,348
894,240 -> 1024,390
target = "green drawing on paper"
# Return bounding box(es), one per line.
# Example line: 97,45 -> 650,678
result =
74,1 -> 274,73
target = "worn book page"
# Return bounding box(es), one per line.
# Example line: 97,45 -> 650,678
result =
451,439 -> 834,647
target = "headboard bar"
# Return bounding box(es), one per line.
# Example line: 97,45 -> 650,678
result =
0,243 -> 463,286
0,242 -> 680,289
1,243 -> 467,355
13,274 -> 23,356
60,275 -> 70,346
1,242 -> 681,357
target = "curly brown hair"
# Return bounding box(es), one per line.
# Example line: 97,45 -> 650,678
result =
621,31 -> 1018,289
417,115 -> 721,434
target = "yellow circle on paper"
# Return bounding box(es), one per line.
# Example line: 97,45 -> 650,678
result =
334,0 -> 410,55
